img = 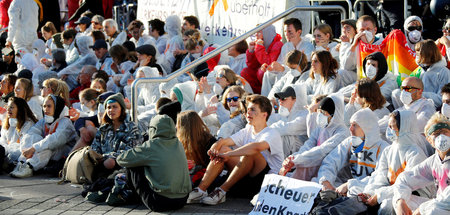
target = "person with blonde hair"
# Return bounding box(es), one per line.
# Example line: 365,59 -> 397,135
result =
14,78 -> 42,120
312,24 -> 339,61
41,78 -> 71,107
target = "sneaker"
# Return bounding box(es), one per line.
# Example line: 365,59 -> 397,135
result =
11,163 -> 33,178
202,187 -> 226,205
9,162 -> 23,176
187,187 -> 208,204
85,191 -> 108,203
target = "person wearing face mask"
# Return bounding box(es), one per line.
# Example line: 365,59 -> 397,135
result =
158,15 -> 184,74
314,109 -> 389,212
269,85 -> 309,157
217,86 -> 246,123
0,97 -> 37,172
279,93 -> 349,181
177,31 -> 209,83
170,81 -> 197,112
10,95 -> 77,178
404,16 -> 424,51
61,29 -> 79,65
393,113 -> 450,215
441,84 -> 450,119
31,39 -> 47,61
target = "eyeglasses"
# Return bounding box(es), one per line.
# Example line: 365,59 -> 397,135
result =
401,86 -> 420,92
407,26 -> 422,32
217,74 -> 225,78
226,96 -> 239,102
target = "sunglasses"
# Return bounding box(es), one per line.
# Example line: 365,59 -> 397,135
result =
401,86 -> 420,92
407,26 -> 422,32
226,96 -> 239,102
217,73 -> 225,78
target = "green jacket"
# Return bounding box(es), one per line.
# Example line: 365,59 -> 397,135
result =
117,115 -> 191,199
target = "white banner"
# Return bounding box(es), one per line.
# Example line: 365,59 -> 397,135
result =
250,174 -> 322,215
137,0 -> 287,45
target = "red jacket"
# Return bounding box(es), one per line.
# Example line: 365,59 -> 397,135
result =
240,34 -> 283,94
0,0 -> 13,28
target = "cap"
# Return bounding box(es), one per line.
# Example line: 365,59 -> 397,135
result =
274,86 -> 296,99
91,15 -> 105,24
341,19 -> 357,31
318,97 -> 335,116
18,69 -> 33,80
90,39 -> 108,50
1,47 -> 13,56
136,44 -> 156,56
75,16 -> 91,25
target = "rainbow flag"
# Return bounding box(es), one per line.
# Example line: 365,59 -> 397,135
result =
358,29 -> 418,86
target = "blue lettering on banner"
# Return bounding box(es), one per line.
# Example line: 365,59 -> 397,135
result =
230,1 -> 271,17
203,24 -> 248,38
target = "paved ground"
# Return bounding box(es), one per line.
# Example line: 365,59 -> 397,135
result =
0,174 -> 253,214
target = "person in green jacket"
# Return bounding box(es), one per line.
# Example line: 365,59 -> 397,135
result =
116,114 -> 191,211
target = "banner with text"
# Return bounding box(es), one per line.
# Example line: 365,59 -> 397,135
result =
250,174 -> 322,215
137,0 -> 286,45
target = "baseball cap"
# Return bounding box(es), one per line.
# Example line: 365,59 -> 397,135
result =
1,47 -> 13,56
90,39 -> 108,50
274,86 -> 296,99
135,44 -> 156,56
341,19 -> 357,30
75,16 -> 91,25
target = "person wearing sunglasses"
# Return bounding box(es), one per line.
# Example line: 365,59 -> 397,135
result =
0,47 -> 16,75
91,15 -> 104,31
404,16 -> 424,51
436,18 -> 450,69
393,112 -> 450,215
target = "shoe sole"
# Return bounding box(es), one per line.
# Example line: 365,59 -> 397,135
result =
186,196 -> 206,204
202,196 -> 225,205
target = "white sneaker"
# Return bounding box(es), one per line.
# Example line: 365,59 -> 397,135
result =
10,162 -> 24,177
187,187 -> 208,204
202,187 -> 226,205
12,163 -> 33,178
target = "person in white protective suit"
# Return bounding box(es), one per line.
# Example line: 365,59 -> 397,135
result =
31,39 -> 48,62
404,16 -> 424,51
170,81 -> 197,112
279,93 -> 350,180
269,84 -> 309,158
267,50 -> 309,101
339,52 -> 398,103
392,40 -> 450,109
337,19 -> 357,72
227,40 -> 248,76
216,87 -> 247,139
136,66 -> 161,117
260,18 -> 314,96
58,36 -> 97,90
317,108 -> 389,192
6,0 -> 40,52
62,29 -> 80,65
441,83 -> 450,119
10,95 -> 77,178
379,77 -> 436,155
304,50 -> 342,104
159,15 -> 184,74
393,113 -> 450,215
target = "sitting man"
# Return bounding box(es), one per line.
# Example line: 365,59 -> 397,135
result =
187,95 -> 284,205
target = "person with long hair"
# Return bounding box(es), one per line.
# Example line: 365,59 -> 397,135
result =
0,97 -> 38,171
14,78 -> 43,120
305,50 -> 341,103
41,78 -> 71,107
313,24 -> 339,61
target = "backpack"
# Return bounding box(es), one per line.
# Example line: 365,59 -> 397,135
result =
60,146 -> 102,184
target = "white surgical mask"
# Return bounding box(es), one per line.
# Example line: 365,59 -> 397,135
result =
400,90 -> 413,105
191,53 -> 201,59
81,104 -> 91,113
213,83 -> 223,95
434,134 -> 450,152
229,106 -> 238,113
363,30 -> 373,42
44,115 -> 54,124
278,105 -> 290,117
353,101 -> 362,110
442,103 -> 450,118
365,65 -> 377,79
408,30 -> 421,44
8,118 -> 17,127
351,136 -> 364,153
316,112 -> 329,128
385,127 -> 398,142
15,57 -> 21,64
415,55 -> 420,65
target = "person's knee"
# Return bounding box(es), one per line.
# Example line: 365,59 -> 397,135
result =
103,158 -> 116,169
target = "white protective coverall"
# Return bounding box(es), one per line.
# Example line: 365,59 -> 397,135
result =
269,84 -> 309,157
267,67 -> 310,100
136,67 -> 161,116
0,120 -> 35,163
317,108 -> 389,189
305,73 -> 342,104
32,39 -> 48,61
228,53 -> 247,76
19,53 -> 47,95
391,152 -> 450,215
344,102 -> 390,128
217,114 -> 247,139
7,0 -> 39,52
290,93 -> 350,180
170,81 -> 197,111
159,15 -> 184,74
361,110 -> 433,214
28,96 -> 43,120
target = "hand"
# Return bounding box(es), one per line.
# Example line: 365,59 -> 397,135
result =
139,58 -> 150,67
5,41 -> 11,48
395,199 -> 412,215
306,102 -> 319,113
270,98 -> 278,110
208,142 -> 222,162
335,182 -> 348,196
124,98 -> 131,109
217,152 -> 230,163
69,107 -> 80,121
133,60 -> 140,70
412,208 -> 421,215
199,77 -> 211,94
22,147 -> 36,159
270,61 -> 284,73
210,95 -> 219,104
439,35 -> 450,48
351,31 -> 365,51
249,41 -> 256,51
256,39 -> 264,46
201,105 -> 217,117
40,58 -> 52,67
340,35 -> 350,43
111,62 -> 119,74
366,194 -> 378,206
335,43 -> 341,52
260,63 -> 269,72
321,181 -> 335,191
349,88 -> 357,104
279,156 -> 294,176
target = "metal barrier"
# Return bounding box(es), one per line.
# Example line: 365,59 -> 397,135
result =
130,5 -> 347,122
354,0 -> 409,20
309,0 -> 353,18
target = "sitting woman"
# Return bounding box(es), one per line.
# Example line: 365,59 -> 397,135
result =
14,78 -> 43,120
176,110 -> 216,187
0,97 -> 38,172
313,24 -> 339,61
41,78 -> 71,107
305,50 -> 341,104
344,78 -> 390,127
177,31 -> 208,82
10,95 -> 77,178
90,78 -> 107,94
136,67 -> 161,116
91,93 -> 142,178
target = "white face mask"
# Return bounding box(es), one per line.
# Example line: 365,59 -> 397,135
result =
32,49 -> 39,58
15,57 -> 21,64
314,72 -> 321,80
363,30 -> 373,42
278,105 -> 290,117
442,103 -> 450,118
434,134 -> 450,152
353,100 -> 362,110
81,104 -> 91,113
8,118 -> 17,127
316,112 -> 329,128
385,127 -> 398,142
213,83 -> 223,95
351,136 -> 364,153
63,44 -> 69,50
191,53 -> 201,59
229,106 -> 238,113
365,65 -> 377,79
44,115 -> 54,124
415,55 -> 420,65
400,90 -> 413,105
408,30 -> 422,44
